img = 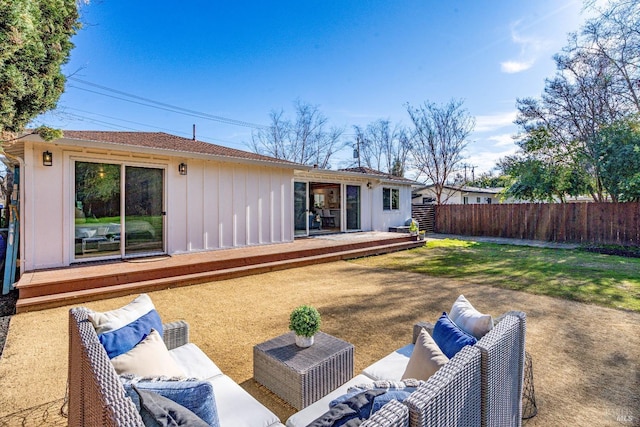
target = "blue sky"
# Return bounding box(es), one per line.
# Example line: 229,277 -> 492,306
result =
33,0 -> 595,178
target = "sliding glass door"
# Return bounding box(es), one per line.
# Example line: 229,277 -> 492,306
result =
74,162 -> 122,259
124,166 -> 164,256
74,161 -> 165,261
294,181 -> 308,236
346,185 -> 361,231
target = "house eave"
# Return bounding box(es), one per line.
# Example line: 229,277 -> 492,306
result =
295,168 -> 417,185
21,134 -> 304,170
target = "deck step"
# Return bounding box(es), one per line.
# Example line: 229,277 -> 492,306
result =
16,239 -> 423,312
16,236 -> 415,299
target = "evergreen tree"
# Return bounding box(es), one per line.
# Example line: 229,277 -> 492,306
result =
0,0 -> 81,141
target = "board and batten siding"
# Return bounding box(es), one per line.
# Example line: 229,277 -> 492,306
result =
370,184 -> 413,232
21,141 -> 294,271
167,158 -> 293,254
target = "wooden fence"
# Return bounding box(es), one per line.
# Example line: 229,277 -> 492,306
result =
434,202 -> 640,246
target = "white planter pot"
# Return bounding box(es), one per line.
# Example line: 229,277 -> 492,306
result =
295,334 -> 314,348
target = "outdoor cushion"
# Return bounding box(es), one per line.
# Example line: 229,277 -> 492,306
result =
432,312 -> 477,359
449,294 -> 493,339
208,374 -> 282,427
169,343 -> 223,380
133,386 -> 211,427
401,328 -> 449,380
89,293 -> 156,334
123,377 -> 218,426
111,329 -> 186,378
98,309 -> 164,359
361,344 -> 413,381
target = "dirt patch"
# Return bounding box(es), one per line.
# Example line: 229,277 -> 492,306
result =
0,263 -> 638,426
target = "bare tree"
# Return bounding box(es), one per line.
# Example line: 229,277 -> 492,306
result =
511,0 -> 640,202
352,119 -> 413,176
250,100 -> 345,168
581,0 -> 640,112
407,99 -> 475,204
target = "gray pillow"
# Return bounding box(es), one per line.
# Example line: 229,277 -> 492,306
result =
122,377 -> 218,425
133,385 -> 210,427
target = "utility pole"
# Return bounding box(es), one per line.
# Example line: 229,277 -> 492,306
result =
353,135 -> 361,168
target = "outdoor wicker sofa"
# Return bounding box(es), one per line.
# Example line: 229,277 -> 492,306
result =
68,307 -> 286,427
287,311 -> 526,427
69,304 -> 525,427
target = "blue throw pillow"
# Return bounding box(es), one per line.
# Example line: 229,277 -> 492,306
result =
432,312 -> 477,359
98,309 -> 163,359
133,386 -> 210,427
123,379 -> 219,427
371,390 -> 412,415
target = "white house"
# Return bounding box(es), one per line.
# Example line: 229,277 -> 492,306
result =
4,131 -> 416,271
412,184 -> 513,205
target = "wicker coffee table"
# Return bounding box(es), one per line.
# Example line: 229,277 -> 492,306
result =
253,331 -> 354,410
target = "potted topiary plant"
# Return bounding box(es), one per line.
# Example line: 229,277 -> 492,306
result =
409,220 -> 419,237
289,305 -> 321,348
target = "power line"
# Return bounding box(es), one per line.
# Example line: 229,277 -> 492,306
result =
63,112 -> 139,131
67,77 -> 268,130
60,107 -> 251,148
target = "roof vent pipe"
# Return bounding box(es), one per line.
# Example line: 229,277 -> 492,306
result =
192,124 -> 196,141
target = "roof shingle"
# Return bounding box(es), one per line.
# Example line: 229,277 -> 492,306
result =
339,166 -> 417,183
60,131 -> 297,165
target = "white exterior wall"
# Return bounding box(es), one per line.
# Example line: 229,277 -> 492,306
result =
21,141 -> 293,271
294,171 -> 413,233
370,183 -> 413,231
168,158 -> 292,254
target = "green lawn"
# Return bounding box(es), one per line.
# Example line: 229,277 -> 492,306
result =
350,238 -> 640,312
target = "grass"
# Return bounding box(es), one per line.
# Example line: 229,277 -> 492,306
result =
350,238 -> 640,312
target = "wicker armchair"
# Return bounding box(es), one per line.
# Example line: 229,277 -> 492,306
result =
68,307 -> 189,427
407,311 -> 526,427
362,399 -> 410,427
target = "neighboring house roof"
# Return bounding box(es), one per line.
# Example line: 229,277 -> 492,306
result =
413,184 -> 504,195
338,166 -> 419,185
59,131 -> 298,166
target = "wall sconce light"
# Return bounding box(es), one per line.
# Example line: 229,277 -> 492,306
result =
366,182 -> 372,189
43,151 -> 53,166
178,163 -> 187,175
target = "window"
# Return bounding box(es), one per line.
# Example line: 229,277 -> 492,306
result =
422,197 -> 435,204
476,197 -> 481,203
463,196 -> 468,205
486,197 -> 492,204
383,188 -> 400,210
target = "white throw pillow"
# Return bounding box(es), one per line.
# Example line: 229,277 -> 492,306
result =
111,329 -> 186,378
401,329 -> 449,381
449,295 -> 493,340
89,294 -> 155,334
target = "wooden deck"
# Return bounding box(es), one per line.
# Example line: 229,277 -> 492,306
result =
15,232 -> 424,312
